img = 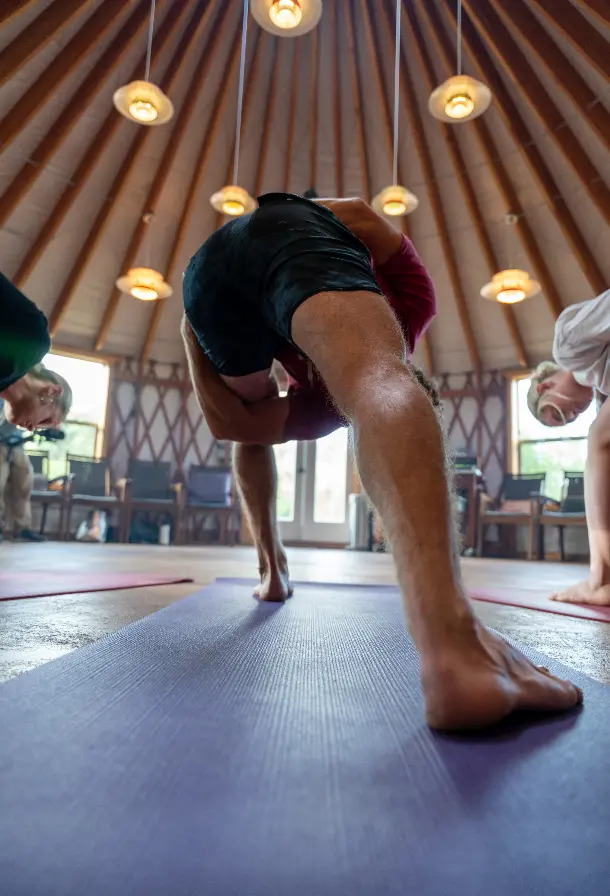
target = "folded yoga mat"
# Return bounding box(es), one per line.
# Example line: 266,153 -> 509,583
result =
470,585 -> 610,623
1,578 -> 609,895
0,571 -> 193,601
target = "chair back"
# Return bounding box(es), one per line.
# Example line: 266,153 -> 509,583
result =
67,455 -> 108,496
454,454 -> 479,471
128,459 -> 172,500
502,474 -> 546,501
562,472 -> 585,513
27,450 -> 49,476
188,466 -> 233,507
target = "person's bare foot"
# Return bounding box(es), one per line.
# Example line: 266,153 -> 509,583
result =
254,554 -> 293,602
421,622 -> 582,731
550,579 -> 610,606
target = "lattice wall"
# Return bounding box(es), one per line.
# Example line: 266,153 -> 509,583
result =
104,360 -> 509,494
437,371 -> 508,498
104,359 -> 217,478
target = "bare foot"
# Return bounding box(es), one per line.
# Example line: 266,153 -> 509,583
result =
254,556 -> 293,603
421,622 -> 582,731
550,579 -> 610,606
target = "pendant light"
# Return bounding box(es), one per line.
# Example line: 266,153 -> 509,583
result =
428,0 -> 491,123
372,0 -> 418,217
113,0 -> 174,126
480,215 -> 541,305
251,0 -> 322,37
210,0 -> 256,217
116,214 -> 173,301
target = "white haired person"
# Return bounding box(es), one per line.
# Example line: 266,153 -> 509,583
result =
528,288 -> 610,605
0,272 -> 72,430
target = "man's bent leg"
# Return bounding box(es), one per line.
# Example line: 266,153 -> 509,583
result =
292,290 -> 582,729
233,443 -> 291,602
8,447 -> 33,532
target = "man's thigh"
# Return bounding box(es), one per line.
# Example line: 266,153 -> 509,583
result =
291,289 -> 408,410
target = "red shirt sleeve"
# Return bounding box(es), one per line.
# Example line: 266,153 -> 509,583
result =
281,384 -> 346,443
373,235 -> 437,353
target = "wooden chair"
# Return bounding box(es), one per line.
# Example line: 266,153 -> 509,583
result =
477,473 -> 547,560
184,465 -> 240,546
536,472 -> 587,561
63,455 -> 125,542
120,459 -> 185,545
28,451 -> 69,538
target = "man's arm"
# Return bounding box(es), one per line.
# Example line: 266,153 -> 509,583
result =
181,316 -> 288,444
584,398 -> 610,587
553,289 -> 610,393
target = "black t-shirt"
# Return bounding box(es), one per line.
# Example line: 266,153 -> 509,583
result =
0,272 -> 51,393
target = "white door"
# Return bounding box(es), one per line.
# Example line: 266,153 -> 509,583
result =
275,428 -> 351,544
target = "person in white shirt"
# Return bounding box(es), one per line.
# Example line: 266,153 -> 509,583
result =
528,289 -> 610,605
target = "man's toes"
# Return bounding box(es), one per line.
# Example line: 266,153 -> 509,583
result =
520,671 -> 583,712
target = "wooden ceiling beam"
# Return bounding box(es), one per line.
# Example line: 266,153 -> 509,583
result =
358,0 -> 396,183
283,40 -> 301,193
47,0 -> 216,337
0,0 -> 36,28
360,0 -> 435,374
140,29 -> 269,363
463,0 -> 610,228
0,0 -> 91,88
405,3 -> 527,368
12,0 -> 188,289
0,0 -> 151,230
95,1 -> 236,351
428,0 -> 606,298
214,26 -> 265,230
331,0 -> 344,196
346,0 -> 372,200
309,29 -> 319,190
0,0 -> 127,154
254,39 -> 283,197
376,0 -> 481,375
572,0 -> 610,28
489,0 -> 610,151
530,0 -> 610,81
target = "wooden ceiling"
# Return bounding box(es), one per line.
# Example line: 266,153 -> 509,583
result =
0,0 -> 608,375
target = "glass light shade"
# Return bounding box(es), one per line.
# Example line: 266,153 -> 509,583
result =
115,267 -> 173,301
480,269 -> 541,304
372,185 -> 419,217
428,75 -> 492,123
269,0 -> 302,28
210,185 -> 257,217
113,80 -> 174,126
251,0 -> 322,36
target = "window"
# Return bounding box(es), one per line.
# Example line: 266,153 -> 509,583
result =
27,353 -> 110,479
511,376 -> 597,501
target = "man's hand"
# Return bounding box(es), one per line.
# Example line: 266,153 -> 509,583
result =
315,197 -> 403,266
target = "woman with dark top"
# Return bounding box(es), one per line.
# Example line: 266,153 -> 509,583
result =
0,272 -> 72,429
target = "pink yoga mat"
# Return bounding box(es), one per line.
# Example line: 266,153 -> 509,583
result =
0,572 -> 193,602
470,587 -> 610,623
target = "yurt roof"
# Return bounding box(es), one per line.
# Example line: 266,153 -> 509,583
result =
1,0 -> 608,375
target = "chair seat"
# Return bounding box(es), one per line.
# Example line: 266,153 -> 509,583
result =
71,494 -> 119,505
130,497 -> 176,508
189,502 -> 234,511
31,490 -> 63,501
541,512 -> 587,525
481,511 -> 531,521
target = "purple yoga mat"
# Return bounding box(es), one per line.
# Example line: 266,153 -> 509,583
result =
0,578 -> 608,895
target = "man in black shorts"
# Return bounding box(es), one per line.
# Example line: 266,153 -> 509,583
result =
182,192 -> 581,731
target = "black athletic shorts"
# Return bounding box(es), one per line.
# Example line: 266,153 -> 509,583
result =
183,193 -> 384,377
